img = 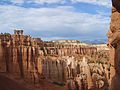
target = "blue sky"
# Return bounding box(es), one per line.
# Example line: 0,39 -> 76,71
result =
0,0 -> 112,41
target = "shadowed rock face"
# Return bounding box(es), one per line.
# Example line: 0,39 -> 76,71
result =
112,0 -> 120,12
108,0 -> 120,90
42,56 -> 110,90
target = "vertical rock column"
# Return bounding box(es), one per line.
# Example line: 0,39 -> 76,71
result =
17,46 -> 24,78
0,41 -> 6,72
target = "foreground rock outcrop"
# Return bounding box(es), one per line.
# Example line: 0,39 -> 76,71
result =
108,0 -> 120,90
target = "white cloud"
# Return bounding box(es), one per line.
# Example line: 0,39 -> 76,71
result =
34,0 -> 64,4
10,0 -> 24,4
10,0 -> 66,4
0,5 -> 110,40
71,0 -> 112,7
9,0 -> 112,7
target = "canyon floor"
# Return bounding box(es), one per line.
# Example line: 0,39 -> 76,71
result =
0,73 -> 67,90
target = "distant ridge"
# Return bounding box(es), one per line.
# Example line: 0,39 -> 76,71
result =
82,39 -> 107,44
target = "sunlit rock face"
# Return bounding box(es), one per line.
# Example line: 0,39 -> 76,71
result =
0,30 -> 44,83
108,0 -> 120,90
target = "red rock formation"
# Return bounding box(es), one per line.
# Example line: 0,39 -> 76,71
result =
0,30 -> 43,84
44,41 -> 97,56
42,56 -> 110,90
0,30 -> 110,90
108,0 -> 120,90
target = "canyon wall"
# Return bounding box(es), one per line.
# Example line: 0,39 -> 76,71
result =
0,31 -> 98,81
108,0 -> 120,90
0,30 -> 110,90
